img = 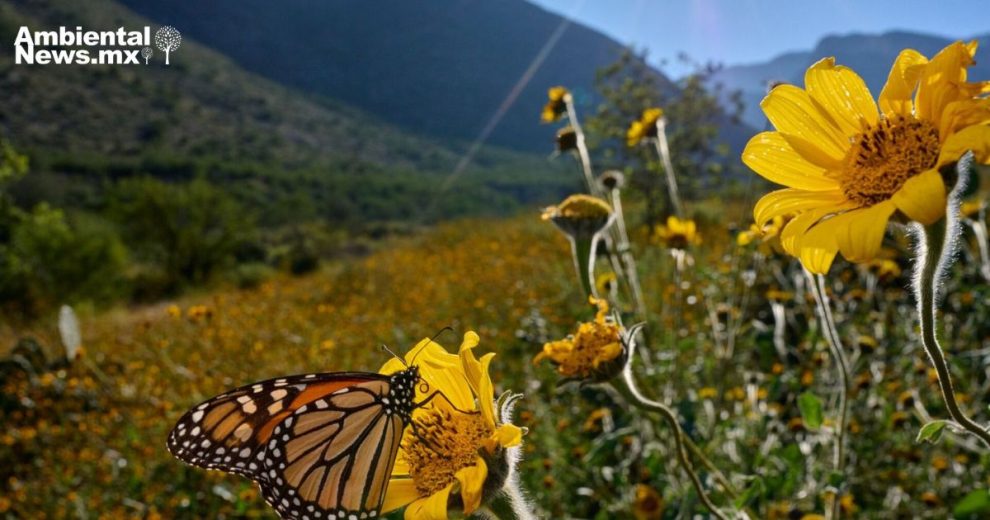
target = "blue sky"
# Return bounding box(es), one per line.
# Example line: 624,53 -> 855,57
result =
529,0 -> 989,76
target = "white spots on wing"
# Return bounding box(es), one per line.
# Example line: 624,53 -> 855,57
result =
190,426 -> 200,436
191,410 -> 204,422
271,388 -> 288,400
314,399 -> 328,409
239,447 -> 252,458
252,384 -> 263,393
200,439 -> 211,448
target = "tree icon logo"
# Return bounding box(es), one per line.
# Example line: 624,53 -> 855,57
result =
154,26 -> 181,65
141,46 -> 153,65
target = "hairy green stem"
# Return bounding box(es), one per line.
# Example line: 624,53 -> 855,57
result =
804,269 -> 851,520
652,119 -> 684,218
482,480 -> 537,520
570,235 -> 597,299
916,217 -> 990,448
612,364 -> 729,520
566,97 -> 644,316
564,98 -> 600,197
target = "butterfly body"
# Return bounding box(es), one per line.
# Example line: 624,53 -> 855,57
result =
167,366 -> 420,519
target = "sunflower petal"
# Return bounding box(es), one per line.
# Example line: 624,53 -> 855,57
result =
892,169 -> 947,225
404,483 -> 453,520
780,206 -> 834,255
761,84 -> 849,166
800,246 -> 839,275
494,424 -> 524,448
407,338 -> 475,412
938,125 -> 990,167
915,41 -> 978,123
878,49 -> 929,117
753,189 -> 847,227
382,478 -> 420,515
938,99 -> 990,139
742,132 -> 838,191
837,202 -> 896,262
805,57 -> 878,136
455,459 -> 488,515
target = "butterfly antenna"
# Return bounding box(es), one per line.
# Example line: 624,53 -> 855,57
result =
380,344 -> 407,367
409,327 -> 454,366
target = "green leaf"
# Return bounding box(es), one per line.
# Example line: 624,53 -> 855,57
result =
916,420 -> 947,444
733,477 -> 765,509
826,470 -> 846,488
797,392 -> 823,430
954,489 -> 990,517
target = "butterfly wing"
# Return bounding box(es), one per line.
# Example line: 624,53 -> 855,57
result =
258,378 -> 406,518
167,372 -> 386,479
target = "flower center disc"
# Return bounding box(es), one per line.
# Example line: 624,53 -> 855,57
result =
835,115 -> 940,206
403,408 -> 492,497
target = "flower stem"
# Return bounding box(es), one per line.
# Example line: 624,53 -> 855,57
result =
565,96 -> 645,317
564,98 -> 600,197
608,187 -> 648,318
916,217 -> 990,448
803,269 -> 850,520
483,478 -> 537,520
570,236 -> 597,299
652,119 -> 684,218
612,362 -> 729,520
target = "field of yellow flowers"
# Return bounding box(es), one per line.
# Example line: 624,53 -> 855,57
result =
3,202 -> 990,518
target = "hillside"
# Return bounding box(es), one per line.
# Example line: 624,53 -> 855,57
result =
0,0 -> 574,223
117,0 -> 679,153
714,30 -> 990,129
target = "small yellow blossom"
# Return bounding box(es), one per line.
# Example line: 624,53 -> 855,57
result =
541,86 -> 570,123
632,483 -> 664,520
653,216 -> 701,249
626,107 -> 665,147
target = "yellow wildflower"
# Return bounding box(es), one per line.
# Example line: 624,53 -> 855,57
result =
653,216 -> 701,249
380,332 -> 524,519
626,107 -> 665,147
744,41 -> 990,273
632,483 -> 664,520
541,86 -> 570,123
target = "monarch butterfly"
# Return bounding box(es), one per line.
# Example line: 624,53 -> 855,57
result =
167,365 -> 422,519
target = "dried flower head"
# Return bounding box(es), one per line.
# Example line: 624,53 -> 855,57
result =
535,297 -> 630,381
542,194 -> 614,241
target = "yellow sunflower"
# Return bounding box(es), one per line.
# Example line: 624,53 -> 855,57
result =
653,216 -> 701,249
541,86 -> 570,123
744,41 -> 990,274
626,107 -> 665,147
379,332 -> 524,519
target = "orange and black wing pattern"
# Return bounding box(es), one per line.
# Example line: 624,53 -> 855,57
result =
167,366 -> 420,519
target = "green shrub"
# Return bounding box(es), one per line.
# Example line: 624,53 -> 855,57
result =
108,177 -> 253,291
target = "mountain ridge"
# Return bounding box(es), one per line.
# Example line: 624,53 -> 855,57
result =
713,29 -> 990,129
